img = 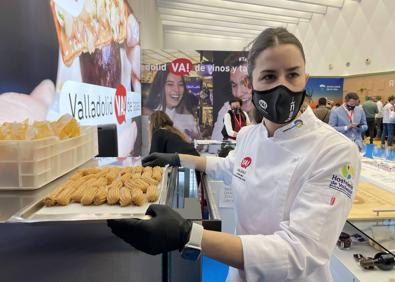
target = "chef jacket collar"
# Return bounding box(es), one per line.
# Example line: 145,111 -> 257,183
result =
271,106 -> 315,138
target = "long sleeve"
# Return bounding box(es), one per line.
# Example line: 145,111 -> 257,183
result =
358,110 -> 368,133
149,130 -> 166,154
239,142 -> 361,281
224,112 -> 236,137
205,150 -> 236,185
211,103 -> 229,141
329,110 -> 347,133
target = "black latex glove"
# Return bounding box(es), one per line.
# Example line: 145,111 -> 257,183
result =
142,152 -> 181,167
108,204 -> 192,255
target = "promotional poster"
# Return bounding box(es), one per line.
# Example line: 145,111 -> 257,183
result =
305,77 -> 344,107
141,50 -> 251,154
0,0 -> 141,157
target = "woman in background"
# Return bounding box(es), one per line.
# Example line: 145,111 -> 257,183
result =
149,111 -> 199,156
144,68 -> 200,141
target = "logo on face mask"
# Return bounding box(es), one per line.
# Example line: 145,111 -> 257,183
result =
346,105 -> 355,111
252,85 -> 306,124
259,100 -> 268,110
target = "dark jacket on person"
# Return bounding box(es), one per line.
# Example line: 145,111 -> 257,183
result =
221,109 -> 248,140
313,106 -> 331,123
149,128 -> 199,156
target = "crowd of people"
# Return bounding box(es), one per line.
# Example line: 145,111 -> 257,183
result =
313,94 -> 395,150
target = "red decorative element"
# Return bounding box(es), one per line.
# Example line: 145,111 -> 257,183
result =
114,84 -> 126,124
169,58 -> 193,75
241,157 -> 252,169
330,196 -> 336,206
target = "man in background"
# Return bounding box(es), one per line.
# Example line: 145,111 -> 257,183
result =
381,96 -> 395,147
362,96 -> 378,144
375,96 -> 384,139
211,53 -> 252,142
329,92 -> 368,151
313,97 -> 331,123
221,97 -> 250,140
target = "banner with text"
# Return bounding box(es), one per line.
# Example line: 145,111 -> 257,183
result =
0,0 -> 141,157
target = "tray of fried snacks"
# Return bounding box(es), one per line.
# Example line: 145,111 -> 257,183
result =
8,165 -> 169,223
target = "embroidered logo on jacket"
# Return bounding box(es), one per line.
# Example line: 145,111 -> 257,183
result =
341,163 -> 354,180
240,157 -> 252,169
234,156 -> 252,182
282,119 -> 304,132
329,163 -> 354,198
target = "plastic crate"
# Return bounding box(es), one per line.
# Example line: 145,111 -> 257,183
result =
0,126 -> 98,190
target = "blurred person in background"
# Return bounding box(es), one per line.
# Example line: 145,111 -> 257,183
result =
211,53 -> 252,142
222,97 -> 251,140
375,96 -> 384,139
381,96 -> 395,148
148,111 -> 199,156
329,92 -> 367,151
362,96 -> 378,144
313,97 -> 330,123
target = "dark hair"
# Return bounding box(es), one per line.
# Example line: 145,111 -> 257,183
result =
229,97 -> 243,106
389,96 -> 395,102
144,66 -> 191,114
318,97 -> 327,106
224,51 -> 248,68
247,27 -> 305,79
149,111 -> 188,142
345,92 -> 359,101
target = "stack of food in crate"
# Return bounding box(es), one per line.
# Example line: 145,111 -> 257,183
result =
0,114 -> 98,190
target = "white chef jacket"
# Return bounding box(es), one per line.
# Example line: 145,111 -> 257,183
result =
205,106 -> 361,282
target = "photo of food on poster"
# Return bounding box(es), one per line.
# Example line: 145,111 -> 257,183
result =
0,0 -> 141,157
141,50 -> 252,154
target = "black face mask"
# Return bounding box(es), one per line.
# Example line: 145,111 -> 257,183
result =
252,85 -> 306,124
232,108 -> 241,114
346,105 -> 355,111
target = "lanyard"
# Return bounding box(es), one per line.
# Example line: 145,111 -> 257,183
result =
344,106 -> 353,123
347,111 -> 353,123
234,113 -> 243,129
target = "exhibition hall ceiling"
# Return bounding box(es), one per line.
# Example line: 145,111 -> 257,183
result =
157,0 -> 346,40
142,49 -> 200,65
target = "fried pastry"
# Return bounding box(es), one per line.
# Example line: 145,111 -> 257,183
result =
107,179 -> 122,205
93,185 -> 109,205
146,185 -> 159,202
130,188 -> 145,206
141,175 -> 159,186
119,187 -> 132,207
132,166 -> 143,173
81,186 -> 99,205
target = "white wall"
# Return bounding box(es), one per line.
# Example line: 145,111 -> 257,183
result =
127,0 -> 163,49
295,0 -> 395,76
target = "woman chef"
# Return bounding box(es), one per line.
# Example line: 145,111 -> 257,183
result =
108,28 -> 361,282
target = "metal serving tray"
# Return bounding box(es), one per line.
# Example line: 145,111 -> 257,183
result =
8,166 -> 170,223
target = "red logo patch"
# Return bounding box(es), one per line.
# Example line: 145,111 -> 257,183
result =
114,84 -> 126,124
241,157 -> 252,169
169,58 -> 193,75
330,196 -> 336,206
